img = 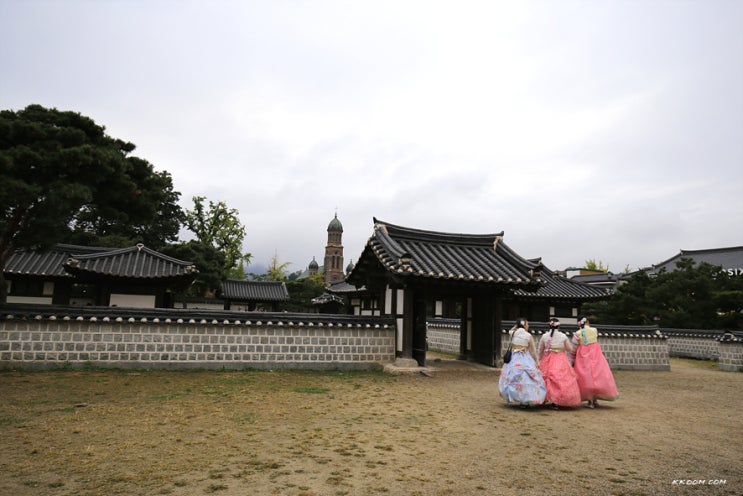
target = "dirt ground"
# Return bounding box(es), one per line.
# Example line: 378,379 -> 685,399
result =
1,356 -> 741,496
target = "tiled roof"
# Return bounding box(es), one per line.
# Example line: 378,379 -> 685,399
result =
347,218 -> 543,287
570,273 -> 625,284
511,266 -> 612,301
221,280 -> 289,302
648,246 -> 743,275
326,280 -> 365,294
311,293 -> 344,305
64,244 -> 197,279
5,244 -> 117,277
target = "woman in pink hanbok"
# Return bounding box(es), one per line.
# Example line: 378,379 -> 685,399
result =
570,316 -> 619,408
538,318 -> 581,409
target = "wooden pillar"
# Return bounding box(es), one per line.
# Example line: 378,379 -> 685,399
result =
401,287 -> 414,359
494,294 -> 503,362
470,293 -> 499,366
459,296 -> 471,360
412,291 -> 427,366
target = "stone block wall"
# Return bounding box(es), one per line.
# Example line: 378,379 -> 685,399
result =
663,329 -> 724,360
0,307 -> 396,371
499,328 -> 670,370
426,320 -> 461,355
425,320 -> 671,370
599,336 -> 670,370
667,336 -> 720,360
718,336 -> 743,372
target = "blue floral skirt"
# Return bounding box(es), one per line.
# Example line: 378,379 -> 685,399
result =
498,351 -> 547,406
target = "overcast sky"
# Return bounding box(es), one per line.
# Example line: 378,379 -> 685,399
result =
2,0 -> 742,275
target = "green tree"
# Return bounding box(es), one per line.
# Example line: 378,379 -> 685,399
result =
184,196 -> 251,278
64,155 -> 183,249
248,255 -> 291,282
160,241 -> 226,298
0,104 -> 183,301
266,254 -> 291,282
583,259 -> 743,330
585,259 -> 609,272
283,274 -> 327,312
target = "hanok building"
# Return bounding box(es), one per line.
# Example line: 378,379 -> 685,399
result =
346,219 -> 611,366
4,243 -> 197,308
507,265 -> 611,321
645,246 -> 743,277
221,279 -> 290,311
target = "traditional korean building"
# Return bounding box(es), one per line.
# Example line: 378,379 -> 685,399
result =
506,264 -> 611,322
346,218 -> 611,367
347,219 -> 544,366
4,243 -> 197,308
645,246 -> 743,277
221,279 -> 289,311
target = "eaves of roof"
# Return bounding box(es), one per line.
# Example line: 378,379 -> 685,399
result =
64,244 -> 197,279
511,274 -> 613,300
221,280 -> 289,302
5,244 -> 111,277
511,266 -> 613,301
326,280 -> 365,294
311,293 -> 344,305
348,218 -> 543,287
650,246 -> 743,273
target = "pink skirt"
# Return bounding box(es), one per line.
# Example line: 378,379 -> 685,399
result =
539,352 -> 582,407
573,343 -> 619,401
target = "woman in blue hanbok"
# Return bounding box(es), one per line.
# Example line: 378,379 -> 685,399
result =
498,318 -> 547,407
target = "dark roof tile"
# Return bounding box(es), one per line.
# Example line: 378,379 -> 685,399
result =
221,280 -> 289,302
512,266 -> 612,301
348,218 -> 542,287
6,244 -> 113,277
64,244 -> 197,279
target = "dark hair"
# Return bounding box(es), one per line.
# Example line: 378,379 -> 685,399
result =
516,317 -> 527,328
549,318 -> 560,337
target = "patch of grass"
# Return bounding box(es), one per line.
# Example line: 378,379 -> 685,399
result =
672,357 -> 719,370
153,392 -> 186,401
211,376 -> 255,385
294,387 -> 330,394
152,393 -> 186,401
206,483 -> 228,492
0,416 -> 28,426
201,389 -> 229,397
233,412 -> 256,424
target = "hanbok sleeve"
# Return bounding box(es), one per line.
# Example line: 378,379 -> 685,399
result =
568,333 -> 579,366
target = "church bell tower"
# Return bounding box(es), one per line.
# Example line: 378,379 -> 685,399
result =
324,213 -> 344,283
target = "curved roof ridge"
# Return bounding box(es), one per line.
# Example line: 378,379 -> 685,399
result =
373,217 -> 504,245
70,244 -> 194,267
679,246 -> 743,255
347,218 -> 541,287
651,245 -> 743,271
